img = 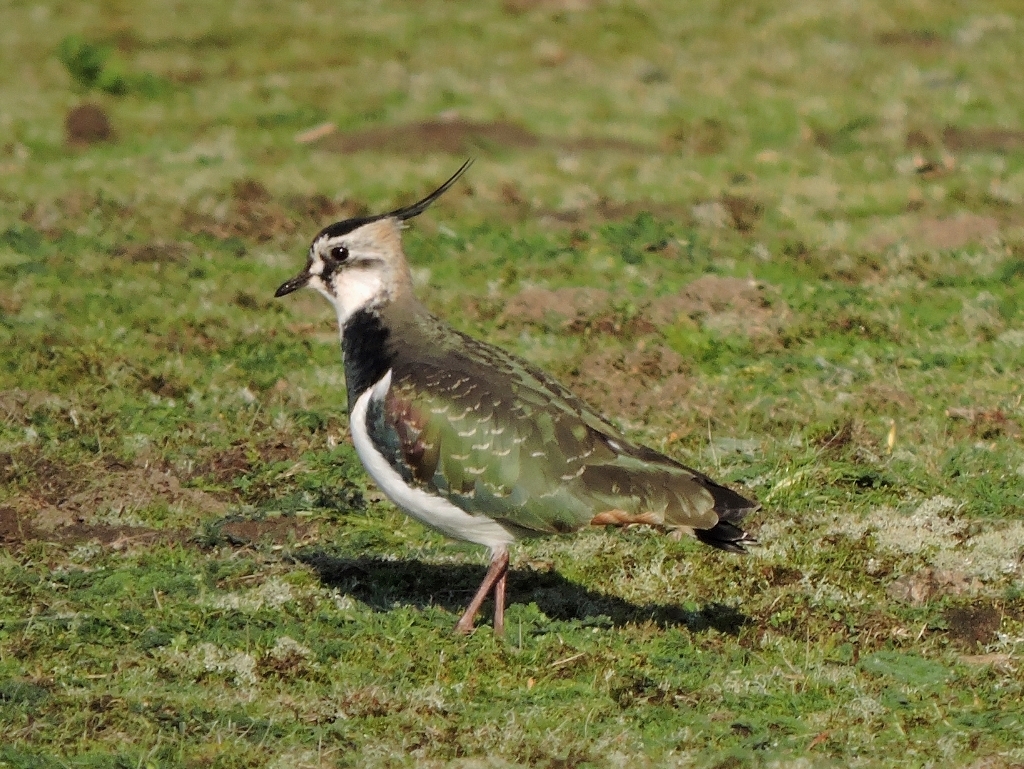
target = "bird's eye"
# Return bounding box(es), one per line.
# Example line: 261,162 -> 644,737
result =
328,245 -> 349,263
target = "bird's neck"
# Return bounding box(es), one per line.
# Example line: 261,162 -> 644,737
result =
340,296 -> 430,409
341,306 -> 393,409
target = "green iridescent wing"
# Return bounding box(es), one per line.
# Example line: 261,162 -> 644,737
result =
365,327 -> 743,539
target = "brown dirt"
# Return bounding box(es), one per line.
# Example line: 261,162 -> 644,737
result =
538,198 -> 694,227
158,319 -> 222,354
0,506 -> 36,544
315,118 -> 651,156
863,383 -> 917,415
0,505 -> 182,549
197,439 -> 304,484
4,456 -> 227,534
647,276 -> 788,338
876,30 -> 943,48
321,119 -> 540,155
566,342 -> 691,422
500,286 -> 658,337
943,126 -> 1024,153
65,103 -> 112,145
203,444 -> 254,483
287,192 -> 365,222
182,180 -> 365,243
720,195 -> 763,233
946,407 -> 1021,439
1,503 -> 314,552
500,277 -> 789,343
945,604 -> 1003,650
905,129 -> 935,151
662,118 -> 728,156
501,287 -> 611,327
113,241 -> 191,264
917,213 -> 999,251
220,516 -> 316,547
885,567 -> 984,607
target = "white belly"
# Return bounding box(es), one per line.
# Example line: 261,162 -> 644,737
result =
349,370 -> 516,551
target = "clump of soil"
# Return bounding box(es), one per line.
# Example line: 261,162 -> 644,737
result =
944,603 -> 1002,650
0,506 -> 37,544
648,276 -> 788,338
502,287 -> 610,327
65,103 -> 112,145
720,195 -> 763,233
566,342 -> 690,422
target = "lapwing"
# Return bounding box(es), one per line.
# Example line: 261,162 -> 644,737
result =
275,161 -> 758,635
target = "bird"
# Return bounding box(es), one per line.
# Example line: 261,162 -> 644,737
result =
275,160 -> 758,635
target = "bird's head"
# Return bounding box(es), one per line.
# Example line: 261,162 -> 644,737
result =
275,160 -> 472,326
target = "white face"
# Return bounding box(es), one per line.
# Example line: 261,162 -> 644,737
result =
302,218 -> 408,328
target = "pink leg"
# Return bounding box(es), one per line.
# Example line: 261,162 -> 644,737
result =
493,568 -> 507,637
454,548 -> 509,635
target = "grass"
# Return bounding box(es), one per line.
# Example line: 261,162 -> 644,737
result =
2,0 -> 1024,766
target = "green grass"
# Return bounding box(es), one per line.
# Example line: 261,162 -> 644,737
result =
2,0 -> 1024,766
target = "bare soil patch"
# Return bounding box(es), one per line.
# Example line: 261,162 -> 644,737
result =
219,515 -> 316,547
5,457 -> 226,535
720,195 -> 763,233
113,240 -> 192,264
316,118 -> 651,156
501,286 -> 657,337
662,117 -> 729,156
539,198 -> 694,227
505,277 -> 789,342
0,506 -> 36,544
943,126 -> 1024,153
566,342 -> 690,422
944,603 -> 1003,650
886,567 -> 984,606
862,383 -> 918,417
321,119 -> 540,155
182,179 -> 365,243
917,213 -> 999,251
946,406 -> 1021,439
199,439 -> 300,485
0,504 -> 183,549
876,30 -> 943,49
502,286 -> 610,326
648,276 -> 788,338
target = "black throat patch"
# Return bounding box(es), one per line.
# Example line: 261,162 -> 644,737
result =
341,308 -> 394,408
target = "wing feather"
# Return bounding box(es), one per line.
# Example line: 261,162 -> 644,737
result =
365,314 -> 756,540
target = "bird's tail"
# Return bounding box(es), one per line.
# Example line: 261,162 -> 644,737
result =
694,480 -> 759,553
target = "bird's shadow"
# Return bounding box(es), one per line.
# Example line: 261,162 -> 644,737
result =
297,550 -> 748,635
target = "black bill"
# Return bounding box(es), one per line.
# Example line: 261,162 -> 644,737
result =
274,271 -> 310,297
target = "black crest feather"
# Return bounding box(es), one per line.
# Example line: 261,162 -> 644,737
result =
316,159 -> 473,241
